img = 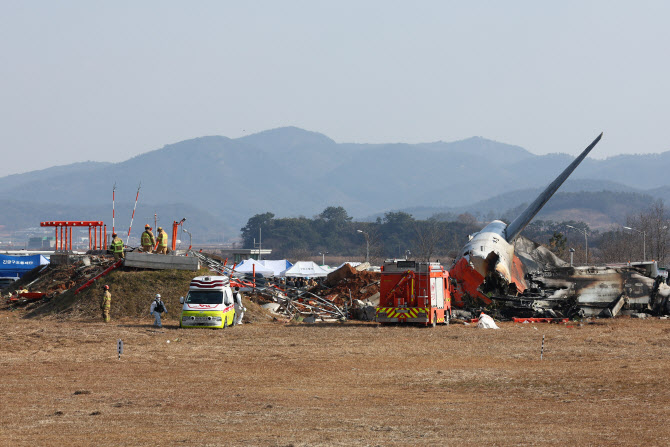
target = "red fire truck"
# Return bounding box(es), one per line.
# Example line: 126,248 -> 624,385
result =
376,260 -> 452,326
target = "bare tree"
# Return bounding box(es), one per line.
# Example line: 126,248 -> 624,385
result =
413,219 -> 443,262
625,199 -> 669,263
600,199 -> 669,264
646,200 -> 669,263
359,227 -> 384,264
457,212 -> 478,225
598,228 -> 633,263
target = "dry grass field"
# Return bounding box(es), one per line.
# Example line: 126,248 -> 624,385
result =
2,311 -> 669,446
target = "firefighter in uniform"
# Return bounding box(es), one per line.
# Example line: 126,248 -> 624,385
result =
110,233 -> 124,259
156,227 -> 168,254
101,285 -> 111,323
141,224 -> 155,253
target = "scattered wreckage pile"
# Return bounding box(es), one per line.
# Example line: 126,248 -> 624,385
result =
7,244 -> 670,324
481,238 -> 670,320
242,263 -> 381,323
3,256 -> 119,308
3,249 -> 380,323
192,251 -> 380,323
493,263 -> 670,320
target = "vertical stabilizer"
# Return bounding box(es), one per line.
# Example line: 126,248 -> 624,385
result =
504,133 -> 603,242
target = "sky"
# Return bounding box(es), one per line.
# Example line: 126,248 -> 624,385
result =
1,1 -> 669,176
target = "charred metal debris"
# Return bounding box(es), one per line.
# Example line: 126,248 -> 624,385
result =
193,252 -> 380,323
487,262 -> 670,320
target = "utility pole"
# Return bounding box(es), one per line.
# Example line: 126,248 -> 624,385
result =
567,225 -> 588,265
253,227 -> 263,260
623,226 -> 646,262
357,230 -> 369,263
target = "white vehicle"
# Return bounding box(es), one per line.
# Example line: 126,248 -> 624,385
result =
179,275 -> 235,328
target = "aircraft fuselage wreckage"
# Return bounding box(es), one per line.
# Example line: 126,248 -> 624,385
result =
450,133 -> 604,309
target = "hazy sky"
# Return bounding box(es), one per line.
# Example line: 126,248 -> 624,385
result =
2,1 -> 669,175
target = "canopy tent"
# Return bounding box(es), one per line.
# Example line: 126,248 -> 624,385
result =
281,261 -> 329,278
260,260 -> 293,277
0,254 -> 49,278
335,261 -> 362,270
234,259 -> 275,277
320,266 -> 338,274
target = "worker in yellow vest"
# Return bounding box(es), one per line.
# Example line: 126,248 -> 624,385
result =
101,285 -> 112,322
110,233 -> 124,259
156,227 -> 168,254
141,224 -> 155,253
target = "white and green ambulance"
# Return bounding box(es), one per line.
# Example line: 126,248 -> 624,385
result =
179,275 -> 236,328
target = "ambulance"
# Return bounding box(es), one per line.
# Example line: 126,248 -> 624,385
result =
179,275 -> 236,328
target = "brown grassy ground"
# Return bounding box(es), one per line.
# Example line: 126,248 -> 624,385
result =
1,312 -> 669,446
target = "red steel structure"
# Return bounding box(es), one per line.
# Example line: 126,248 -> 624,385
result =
40,221 -> 105,251
171,218 -> 186,252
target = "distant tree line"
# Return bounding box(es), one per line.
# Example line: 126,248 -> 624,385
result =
241,201 -> 670,267
241,206 -> 481,262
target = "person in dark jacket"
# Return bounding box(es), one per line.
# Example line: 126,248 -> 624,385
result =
150,294 -> 167,327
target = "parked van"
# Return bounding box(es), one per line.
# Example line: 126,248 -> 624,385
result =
179,275 -> 235,328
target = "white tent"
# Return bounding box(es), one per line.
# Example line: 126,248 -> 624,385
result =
281,261 -> 329,278
335,261 -> 362,270
320,265 -> 338,274
234,259 -> 275,277
260,260 -> 293,277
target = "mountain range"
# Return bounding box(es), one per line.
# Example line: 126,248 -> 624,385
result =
1,127 -> 667,242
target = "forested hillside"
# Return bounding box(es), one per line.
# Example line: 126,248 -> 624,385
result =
2,127 -> 670,243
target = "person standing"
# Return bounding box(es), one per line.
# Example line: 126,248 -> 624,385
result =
155,227 -> 168,255
141,224 -> 155,253
101,285 -> 112,323
150,294 -> 167,327
110,233 -> 124,259
234,286 -> 245,325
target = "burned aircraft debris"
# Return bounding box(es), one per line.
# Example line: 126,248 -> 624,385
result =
491,262 -> 670,319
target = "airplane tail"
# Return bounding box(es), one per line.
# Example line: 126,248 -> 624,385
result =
504,133 -> 603,242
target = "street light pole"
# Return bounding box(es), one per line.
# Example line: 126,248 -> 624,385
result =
357,230 -> 369,263
623,226 -> 646,261
318,251 -> 328,266
566,225 -> 588,265
182,228 -> 192,251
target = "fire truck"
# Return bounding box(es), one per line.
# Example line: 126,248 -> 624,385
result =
376,260 -> 452,326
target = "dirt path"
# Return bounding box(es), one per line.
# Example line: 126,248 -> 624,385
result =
2,311 -> 669,446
